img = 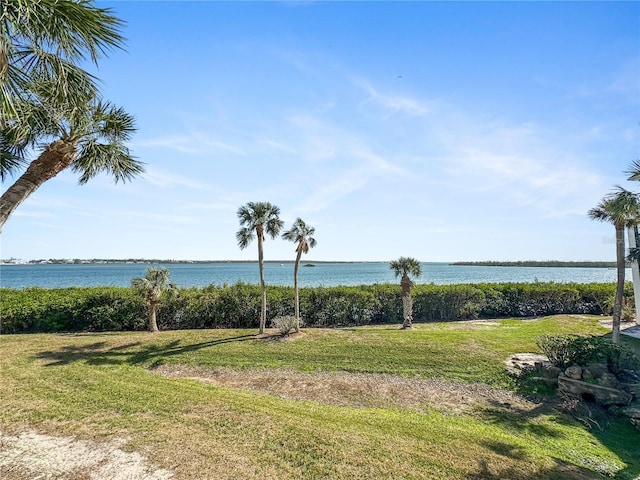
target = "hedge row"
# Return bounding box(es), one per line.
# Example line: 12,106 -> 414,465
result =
0,282 -> 631,334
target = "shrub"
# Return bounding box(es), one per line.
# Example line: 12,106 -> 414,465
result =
537,334 -> 639,373
270,315 -> 302,336
0,281 -> 635,334
537,335 -> 600,369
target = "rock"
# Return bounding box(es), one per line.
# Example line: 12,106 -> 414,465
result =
504,353 -> 548,377
623,382 -> 640,396
565,365 -> 583,380
531,376 -> 559,388
558,376 -> 632,406
585,363 -> 609,378
622,406 -> 640,419
598,372 -> 618,388
582,368 -> 596,382
541,363 -> 562,380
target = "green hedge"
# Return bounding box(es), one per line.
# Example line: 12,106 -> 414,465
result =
0,282 -> 627,334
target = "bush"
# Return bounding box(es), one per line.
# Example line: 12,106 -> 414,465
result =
271,315 -> 302,336
0,281 -> 635,334
537,334 -> 639,373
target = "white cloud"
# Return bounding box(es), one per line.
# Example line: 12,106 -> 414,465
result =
143,167 -> 207,190
135,134 -> 245,156
353,78 -> 431,117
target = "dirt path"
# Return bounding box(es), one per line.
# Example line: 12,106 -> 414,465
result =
0,431 -> 173,480
152,365 -> 536,414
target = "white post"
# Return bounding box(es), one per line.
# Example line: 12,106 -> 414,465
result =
626,226 -> 640,325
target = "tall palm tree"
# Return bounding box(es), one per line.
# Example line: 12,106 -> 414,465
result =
1,0 -> 124,121
236,202 -> 284,334
0,89 -> 143,230
282,218 -> 316,332
0,0 -> 140,231
132,267 -> 177,332
389,257 -> 422,329
588,187 -> 640,343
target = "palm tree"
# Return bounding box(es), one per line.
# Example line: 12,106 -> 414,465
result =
389,257 -> 422,329
0,89 -> 143,231
626,160 -> 640,182
588,187 -> 640,343
236,202 -> 284,334
625,160 -> 640,262
1,0 -> 124,121
0,0 -> 138,231
132,267 -> 177,332
282,218 -> 317,332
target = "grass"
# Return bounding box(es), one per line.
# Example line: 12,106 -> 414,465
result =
1,315 -> 639,479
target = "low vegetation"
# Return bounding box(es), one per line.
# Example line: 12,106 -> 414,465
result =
0,281 -> 631,334
0,315 -> 638,479
537,334 -> 639,373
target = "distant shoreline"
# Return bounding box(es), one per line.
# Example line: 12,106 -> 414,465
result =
451,261 -> 618,268
1,259 -> 619,268
0,259 -> 376,265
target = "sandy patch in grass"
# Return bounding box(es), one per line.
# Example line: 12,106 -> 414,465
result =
0,431 -> 173,480
152,365 -> 535,414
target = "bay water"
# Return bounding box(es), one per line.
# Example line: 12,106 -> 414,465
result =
0,262 -> 625,289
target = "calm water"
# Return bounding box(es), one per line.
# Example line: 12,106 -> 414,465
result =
0,262 -> 626,289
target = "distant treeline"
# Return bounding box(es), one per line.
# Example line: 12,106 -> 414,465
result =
1,281 -> 629,334
451,261 -> 619,268
1,259 -> 352,265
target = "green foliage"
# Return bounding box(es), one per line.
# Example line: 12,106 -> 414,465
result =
537,334 -> 639,373
0,287 -> 145,334
413,284 -> 485,320
0,281 -> 632,334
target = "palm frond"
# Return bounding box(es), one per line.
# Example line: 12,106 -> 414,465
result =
237,201 -> 283,242
389,257 -> 422,279
282,218 -> 317,254
236,226 -> 254,250
132,268 -> 173,302
626,160 -> 640,182
72,141 -> 143,184
589,187 -> 640,227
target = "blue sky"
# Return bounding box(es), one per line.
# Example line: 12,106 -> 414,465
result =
2,1 -> 639,262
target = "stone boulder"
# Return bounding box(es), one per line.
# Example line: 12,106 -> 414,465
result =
565,365 -> 582,380
623,406 -> 640,431
558,375 -> 632,406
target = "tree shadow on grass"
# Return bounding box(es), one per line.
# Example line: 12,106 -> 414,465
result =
466,458 -> 596,480
33,334 -> 255,368
475,397 -> 640,480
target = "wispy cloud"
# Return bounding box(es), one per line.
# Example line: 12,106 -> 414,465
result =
258,139 -> 298,155
135,134 -> 245,156
440,121 -> 606,218
352,78 -> 431,117
143,167 -> 207,190
294,167 -> 369,213
289,125 -> 407,213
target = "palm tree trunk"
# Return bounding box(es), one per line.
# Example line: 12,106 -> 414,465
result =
257,233 -> 266,334
148,299 -> 159,332
613,223 -> 625,344
400,274 -> 413,329
0,139 -> 76,232
293,248 -> 302,332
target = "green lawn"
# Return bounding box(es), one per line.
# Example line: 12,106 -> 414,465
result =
1,315 -> 638,479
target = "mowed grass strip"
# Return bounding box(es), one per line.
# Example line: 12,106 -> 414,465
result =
1,315 -> 638,479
